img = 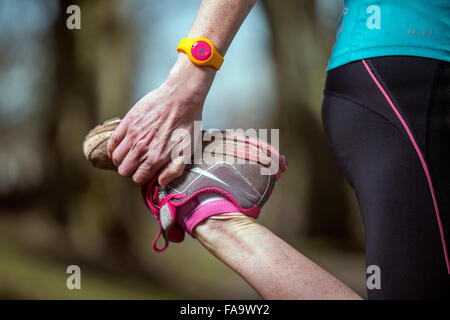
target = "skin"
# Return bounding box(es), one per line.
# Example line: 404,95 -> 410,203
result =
108,0 -> 362,299
107,0 -> 257,186
194,213 -> 361,300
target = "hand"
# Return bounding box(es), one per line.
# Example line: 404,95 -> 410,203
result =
107,54 -> 216,186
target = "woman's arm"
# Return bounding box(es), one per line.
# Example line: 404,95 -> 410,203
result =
194,213 -> 362,300
107,0 -> 258,186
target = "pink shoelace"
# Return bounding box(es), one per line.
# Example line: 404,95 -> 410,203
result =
142,178 -> 187,252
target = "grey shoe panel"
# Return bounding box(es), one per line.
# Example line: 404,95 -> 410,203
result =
166,160 -> 275,210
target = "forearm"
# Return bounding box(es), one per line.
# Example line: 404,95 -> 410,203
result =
194,213 -> 362,300
188,0 -> 257,55
108,1 -> 258,185
166,0 -> 257,99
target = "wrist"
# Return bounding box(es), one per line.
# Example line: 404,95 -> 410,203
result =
165,53 -> 216,104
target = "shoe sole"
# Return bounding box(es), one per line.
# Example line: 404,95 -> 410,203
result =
83,119 -> 287,176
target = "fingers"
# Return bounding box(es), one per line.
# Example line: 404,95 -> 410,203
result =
116,127 -> 154,177
118,143 -> 185,185
107,119 -> 128,158
117,143 -> 145,177
158,157 -> 186,186
110,127 -> 188,185
111,135 -> 132,168
131,157 -> 162,186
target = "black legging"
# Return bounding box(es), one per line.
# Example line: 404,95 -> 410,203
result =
322,56 -> 450,299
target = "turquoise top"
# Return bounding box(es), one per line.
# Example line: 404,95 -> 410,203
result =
327,0 -> 450,71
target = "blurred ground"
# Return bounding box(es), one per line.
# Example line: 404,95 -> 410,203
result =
0,216 -> 366,299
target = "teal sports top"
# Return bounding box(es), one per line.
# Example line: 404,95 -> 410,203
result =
327,0 -> 450,71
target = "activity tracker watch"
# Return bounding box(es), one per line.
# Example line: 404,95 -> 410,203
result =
177,37 -> 224,70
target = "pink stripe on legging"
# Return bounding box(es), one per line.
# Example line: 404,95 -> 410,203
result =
362,59 -> 450,274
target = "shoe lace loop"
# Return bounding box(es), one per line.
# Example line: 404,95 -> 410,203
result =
142,179 -> 186,252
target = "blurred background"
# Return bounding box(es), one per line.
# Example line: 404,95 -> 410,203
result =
0,0 -> 367,299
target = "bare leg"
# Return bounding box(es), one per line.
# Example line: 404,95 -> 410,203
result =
194,213 -> 362,300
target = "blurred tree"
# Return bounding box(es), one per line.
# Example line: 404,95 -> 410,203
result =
261,0 -> 360,247
44,0 -> 94,225
42,0 -> 160,277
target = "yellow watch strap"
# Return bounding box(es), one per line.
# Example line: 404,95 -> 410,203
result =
177,37 -> 224,70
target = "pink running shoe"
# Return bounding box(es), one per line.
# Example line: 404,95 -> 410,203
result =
142,129 -> 287,252
83,120 -> 287,252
